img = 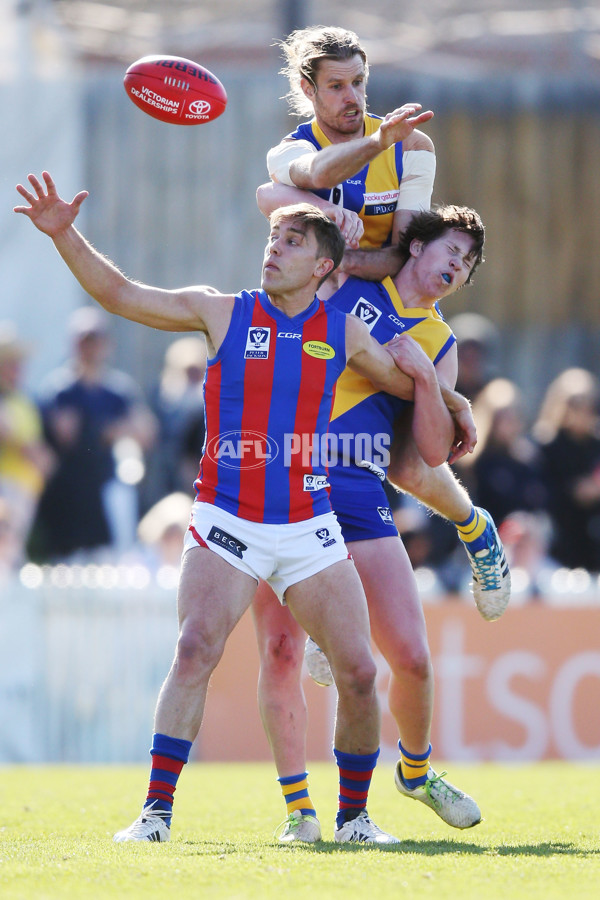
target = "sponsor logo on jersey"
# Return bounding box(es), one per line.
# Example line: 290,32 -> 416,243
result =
244,327 -> 271,359
315,526 -> 337,548
207,525 -> 248,559
303,340 -> 335,360
205,430 -> 279,469
363,190 -> 400,205
351,298 -> 382,331
377,506 -> 394,525
277,332 -> 302,339
303,473 -> 330,492
388,313 -> 407,329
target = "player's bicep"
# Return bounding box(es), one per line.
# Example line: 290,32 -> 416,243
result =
266,139 -> 317,186
433,342 -> 458,390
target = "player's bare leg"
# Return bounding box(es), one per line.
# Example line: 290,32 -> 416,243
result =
252,582 -> 321,843
353,536 -> 481,829
287,559 -> 399,844
389,430 -> 511,620
115,547 -> 257,842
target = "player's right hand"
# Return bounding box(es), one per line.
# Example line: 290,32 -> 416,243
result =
14,171 -> 88,237
378,104 -> 434,149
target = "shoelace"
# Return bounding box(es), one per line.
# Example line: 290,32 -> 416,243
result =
342,811 -> 382,838
274,812 -> 301,839
423,771 -> 463,807
471,544 -> 503,590
126,809 -> 170,837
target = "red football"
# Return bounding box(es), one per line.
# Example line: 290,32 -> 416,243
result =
124,55 -> 227,125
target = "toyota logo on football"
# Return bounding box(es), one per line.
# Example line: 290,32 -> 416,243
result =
188,99 -> 212,115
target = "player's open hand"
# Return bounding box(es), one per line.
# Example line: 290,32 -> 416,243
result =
14,171 -> 89,237
378,103 -> 434,149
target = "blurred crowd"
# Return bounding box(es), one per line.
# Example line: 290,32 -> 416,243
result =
3,307 -> 600,602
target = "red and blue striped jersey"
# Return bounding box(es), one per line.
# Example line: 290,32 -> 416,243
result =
194,289 -> 347,523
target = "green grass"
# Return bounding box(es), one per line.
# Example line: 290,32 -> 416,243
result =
1,762 -> 598,899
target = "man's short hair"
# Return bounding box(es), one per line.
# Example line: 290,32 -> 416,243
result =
398,205 -> 486,283
269,203 -> 345,283
277,25 -> 369,117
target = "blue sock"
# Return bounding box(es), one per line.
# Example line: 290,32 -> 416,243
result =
334,747 -> 380,829
144,732 -> 192,826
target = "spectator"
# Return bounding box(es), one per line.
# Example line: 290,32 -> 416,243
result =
533,367 -> 600,572
29,306 -> 157,562
0,321 -> 53,563
457,378 -> 548,525
446,312 -> 500,402
143,336 -> 206,509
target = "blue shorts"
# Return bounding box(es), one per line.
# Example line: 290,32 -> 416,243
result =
329,483 -> 399,544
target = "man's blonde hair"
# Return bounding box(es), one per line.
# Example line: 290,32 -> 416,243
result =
276,25 -> 369,117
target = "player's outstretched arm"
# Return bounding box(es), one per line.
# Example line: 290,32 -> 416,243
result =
14,172 -> 234,343
271,106 -> 433,192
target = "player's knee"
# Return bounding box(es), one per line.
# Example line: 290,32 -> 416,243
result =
390,643 -> 432,684
260,629 -> 304,677
174,626 -> 224,681
334,651 -> 377,699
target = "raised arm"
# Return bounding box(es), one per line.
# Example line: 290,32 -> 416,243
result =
14,172 -> 235,353
269,106 -> 433,191
345,316 -> 453,467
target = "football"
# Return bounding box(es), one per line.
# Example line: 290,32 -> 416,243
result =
124,55 -> 227,125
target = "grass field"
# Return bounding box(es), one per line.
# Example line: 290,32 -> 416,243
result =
1,762 -> 598,899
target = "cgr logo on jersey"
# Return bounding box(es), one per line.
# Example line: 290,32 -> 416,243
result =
244,327 -> 271,359
315,526 -> 337,548
303,473 -> 330,492
207,525 -> 247,559
377,506 -> 394,525
277,332 -> 302,340
351,298 -> 382,332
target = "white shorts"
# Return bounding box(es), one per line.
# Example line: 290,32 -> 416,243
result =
183,502 -> 350,603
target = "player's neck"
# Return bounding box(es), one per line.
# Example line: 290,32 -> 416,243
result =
266,287 -> 317,318
393,268 -> 437,310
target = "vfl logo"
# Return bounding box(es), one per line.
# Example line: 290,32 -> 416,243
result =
315,526 -> 337,549
188,99 -> 211,115
207,525 -> 247,559
304,474 -> 330,492
205,430 -> 279,469
351,298 -> 382,332
377,506 -> 394,525
244,327 -> 271,359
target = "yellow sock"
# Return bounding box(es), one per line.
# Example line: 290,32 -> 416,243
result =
278,772 -> 317,818
455,507 -> 487,544
399,741 -> 431,788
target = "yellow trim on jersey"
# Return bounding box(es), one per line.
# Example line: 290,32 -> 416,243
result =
311,116 -> 401,249
332,277 -> 453,421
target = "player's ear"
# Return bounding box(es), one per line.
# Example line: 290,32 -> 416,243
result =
300,77 -> 316,100
409,238 -> 424,258
315,257 -> 334,279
